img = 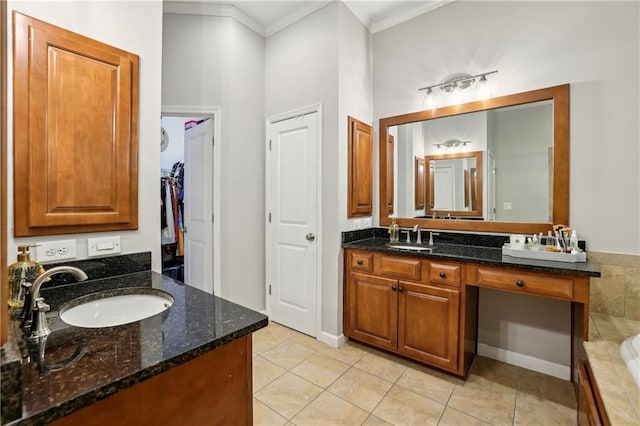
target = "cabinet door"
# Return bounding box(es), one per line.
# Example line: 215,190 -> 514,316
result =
13,12 -> 139,236
397,281 -> 460,371
346,272 -> 398,351
348,116 -> 373,217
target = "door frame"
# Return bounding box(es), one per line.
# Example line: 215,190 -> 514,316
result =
161,105 -> 221,296
265,103 -> 323,338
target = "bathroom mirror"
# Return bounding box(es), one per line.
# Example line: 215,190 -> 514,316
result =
425,151 -> 483,218
379,84 -> 569,234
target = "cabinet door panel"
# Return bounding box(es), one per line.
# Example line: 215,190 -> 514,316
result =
347,272 -> 397,351
398,281 -> 459,371
348,116 -> 373,217
13,12 -> 139,236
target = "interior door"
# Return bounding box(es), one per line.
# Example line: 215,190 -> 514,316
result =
184,119 -> 214,293
433,166 -> 454,210
267,112 -> 318,336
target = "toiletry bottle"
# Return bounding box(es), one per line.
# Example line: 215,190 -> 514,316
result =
7,246 -> 45,309
389,219 -> 400,243
570,230 -> 578,251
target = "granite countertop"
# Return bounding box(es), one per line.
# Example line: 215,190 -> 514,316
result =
584,314 -> 640,425
343,237 -> 601,277
5,270 -> 268,425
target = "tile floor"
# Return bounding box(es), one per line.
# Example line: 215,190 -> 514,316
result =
252,322 -> 577,426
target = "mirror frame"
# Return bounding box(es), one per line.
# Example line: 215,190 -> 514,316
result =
425,150 -> 483,218
379,84 -> 569,234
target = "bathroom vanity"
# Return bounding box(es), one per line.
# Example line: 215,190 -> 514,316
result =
342,232 -> 600,383
1,253 -> 267,425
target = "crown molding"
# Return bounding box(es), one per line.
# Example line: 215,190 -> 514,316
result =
163,1 -> 265,36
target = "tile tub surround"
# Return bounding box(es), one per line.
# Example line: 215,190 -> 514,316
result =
3,271 -> 268,425
584,314 -> 640,425
588,251 -> 640,321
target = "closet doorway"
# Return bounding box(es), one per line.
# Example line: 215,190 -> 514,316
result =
161,108 -> 220,295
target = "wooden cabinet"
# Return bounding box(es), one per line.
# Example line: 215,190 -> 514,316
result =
386,135 -> 395,214
53,336 -> 253,426
577,360 -> 610,425
467,264 -> 575,300
398,281 -> 459,370
415,156 -> 425,210
348,116 -> 373,217
13,12 -> 139,236
345,249 -> 466,375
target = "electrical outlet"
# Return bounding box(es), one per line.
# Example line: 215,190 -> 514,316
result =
36,240 -> 77,262
503,202 -> 513,211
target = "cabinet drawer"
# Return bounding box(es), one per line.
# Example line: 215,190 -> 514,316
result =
378,255 -> 422,281
470,266 -> 573,300
350,252 -> 373,273
429,262 -> 461,287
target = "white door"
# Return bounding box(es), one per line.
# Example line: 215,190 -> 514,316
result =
267,112 -> 318,337
434,166 -> 454,210
488,152 -> 496,221
184,119 -> 214,293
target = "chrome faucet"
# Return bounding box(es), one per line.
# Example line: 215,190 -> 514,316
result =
429,232 -> 440,246
23,266 -> 88,340
412,225 -> 422,244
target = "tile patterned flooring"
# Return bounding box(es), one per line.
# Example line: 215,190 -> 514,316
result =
252,322 -> 577,426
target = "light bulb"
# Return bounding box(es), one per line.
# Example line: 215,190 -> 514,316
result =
423,88 -> 436,110
476,75 -> 492,100
450,84 -> 462,105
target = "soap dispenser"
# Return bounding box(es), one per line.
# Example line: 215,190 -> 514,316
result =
389,219 -> 400,243
7,246 -> 45,309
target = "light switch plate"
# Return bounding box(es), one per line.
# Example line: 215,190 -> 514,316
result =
503,202 -> 513,210
88,236 -> 121,258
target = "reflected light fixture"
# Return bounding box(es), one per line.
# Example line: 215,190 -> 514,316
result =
434,139 -> 471,150
419,70 -> 498,109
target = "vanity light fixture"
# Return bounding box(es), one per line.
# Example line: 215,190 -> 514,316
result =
419,70 -> 498,109
434,139 -> 471,150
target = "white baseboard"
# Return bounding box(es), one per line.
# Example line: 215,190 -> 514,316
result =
318,331 -> 346,348
477,343 -> 570,380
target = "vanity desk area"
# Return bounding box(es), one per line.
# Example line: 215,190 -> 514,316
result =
342,232 -> 600,381
342,83 -> 620,423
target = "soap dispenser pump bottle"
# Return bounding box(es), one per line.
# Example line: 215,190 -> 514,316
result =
389,219 -> 400,243
7,246 -> 44,309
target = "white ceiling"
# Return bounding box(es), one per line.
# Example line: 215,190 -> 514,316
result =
164,0 -> 455,37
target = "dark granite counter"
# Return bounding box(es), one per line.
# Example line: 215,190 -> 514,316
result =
4,269 -> 268,425
343,237 -> 601,277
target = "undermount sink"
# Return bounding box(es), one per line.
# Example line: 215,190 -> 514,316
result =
387,244 -> 434,251
59,288 -> 174,328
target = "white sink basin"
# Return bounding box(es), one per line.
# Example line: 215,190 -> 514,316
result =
388,244 -> 433,251
59,288 -> 174,328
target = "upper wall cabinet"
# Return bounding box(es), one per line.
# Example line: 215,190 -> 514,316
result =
13,12 -> 139,237
348,116 -> 373,217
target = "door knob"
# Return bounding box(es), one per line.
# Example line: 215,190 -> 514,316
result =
306,233 -> 316,241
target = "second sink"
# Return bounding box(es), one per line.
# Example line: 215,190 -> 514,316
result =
59,287 -> 174,328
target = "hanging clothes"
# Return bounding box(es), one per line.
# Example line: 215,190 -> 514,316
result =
161,177 -> 176,245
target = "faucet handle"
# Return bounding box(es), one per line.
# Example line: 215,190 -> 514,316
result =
29,298 -> 51,340
402,230 -> 411,243
429,232 -> 440,246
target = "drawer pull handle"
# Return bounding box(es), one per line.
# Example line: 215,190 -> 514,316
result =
439,272 -> 446,278
356,260 -> 363,265
516,280 -> 525,288
391,285 -> 397,292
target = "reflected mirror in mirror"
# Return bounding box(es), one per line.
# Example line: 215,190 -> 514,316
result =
389,100 -> 552,223
379,85 -> 569,233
